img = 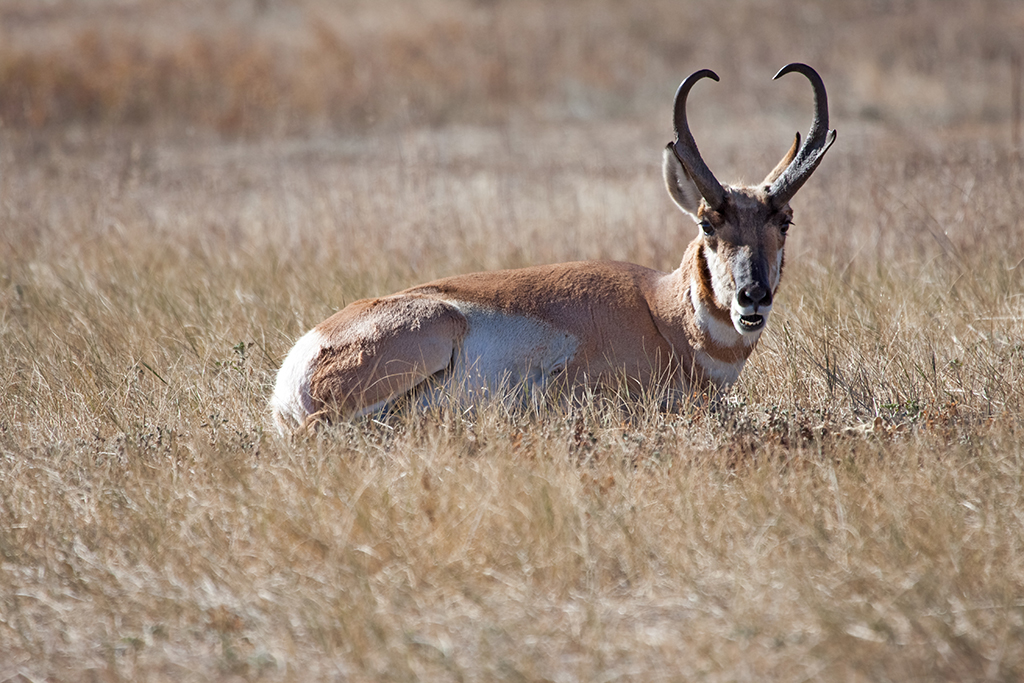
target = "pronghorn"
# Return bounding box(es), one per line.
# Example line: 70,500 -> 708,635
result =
271,63 -> 835,433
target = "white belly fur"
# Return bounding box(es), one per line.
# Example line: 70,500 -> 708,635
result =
431,302 -> 580,403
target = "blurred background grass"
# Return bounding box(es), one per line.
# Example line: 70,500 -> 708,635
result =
0,0 -> 1019,134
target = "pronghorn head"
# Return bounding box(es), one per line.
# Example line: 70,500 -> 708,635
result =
663,63 -> 836,338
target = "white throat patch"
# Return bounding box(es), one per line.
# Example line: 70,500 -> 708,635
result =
689,278 -> 741,347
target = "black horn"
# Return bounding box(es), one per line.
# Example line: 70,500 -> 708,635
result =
671,69 -> 726,211
767,63 -> 837,209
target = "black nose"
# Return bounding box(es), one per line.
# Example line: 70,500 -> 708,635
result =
737,282 -> 772,309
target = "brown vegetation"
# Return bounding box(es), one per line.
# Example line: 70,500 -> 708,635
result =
2,0 -> 1024,680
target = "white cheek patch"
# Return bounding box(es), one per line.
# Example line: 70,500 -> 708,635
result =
704,247 -> 735,310
270,327 -> 325,434
690,278 -> 741,347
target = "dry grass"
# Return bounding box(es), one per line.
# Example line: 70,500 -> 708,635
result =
3,0 -> 1024,680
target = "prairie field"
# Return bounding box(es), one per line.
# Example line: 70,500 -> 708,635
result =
3,0 -> 1024,680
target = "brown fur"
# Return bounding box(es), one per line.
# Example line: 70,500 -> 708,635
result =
395,262 -> 676,394
310,295 -> 468,416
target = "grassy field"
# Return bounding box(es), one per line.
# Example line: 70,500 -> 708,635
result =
3,0 -> 1024,680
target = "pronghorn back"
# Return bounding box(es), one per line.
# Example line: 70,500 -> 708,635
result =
270,64 -> 835,434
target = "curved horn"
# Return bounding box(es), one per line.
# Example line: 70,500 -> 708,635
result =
671,69 -> 726,211
767,63 -> 837,209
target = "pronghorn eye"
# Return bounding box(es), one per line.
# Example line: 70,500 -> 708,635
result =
699,220 -> 714,236
779,219 -> 792,235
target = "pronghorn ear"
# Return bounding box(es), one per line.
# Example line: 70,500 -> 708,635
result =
663,143 -> 702,219
762,132 -> 801,186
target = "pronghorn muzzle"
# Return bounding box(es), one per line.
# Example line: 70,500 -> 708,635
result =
732,256 -> 774,334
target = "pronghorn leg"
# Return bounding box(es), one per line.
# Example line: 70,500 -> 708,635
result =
306,295 -> 468,421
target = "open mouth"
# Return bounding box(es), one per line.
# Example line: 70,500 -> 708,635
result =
738,314 -> 765,331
